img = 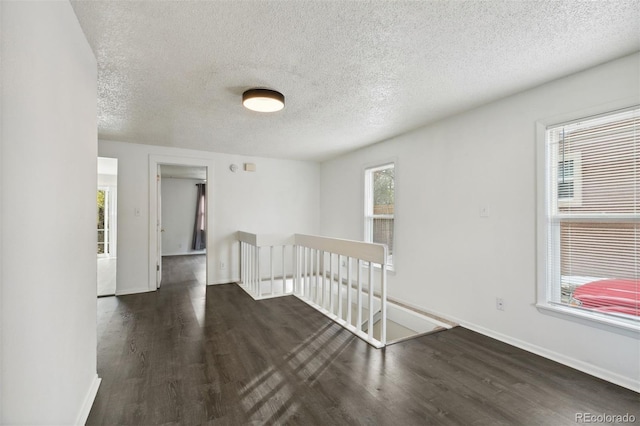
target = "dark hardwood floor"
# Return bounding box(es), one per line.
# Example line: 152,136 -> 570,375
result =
88,256 -> 639,425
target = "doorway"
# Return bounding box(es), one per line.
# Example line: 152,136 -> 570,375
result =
148,155 -> 214,292
159,165 -> 207,287
97,157 -> 118,296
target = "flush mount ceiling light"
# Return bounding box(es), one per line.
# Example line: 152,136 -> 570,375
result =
242,88 -> 285,112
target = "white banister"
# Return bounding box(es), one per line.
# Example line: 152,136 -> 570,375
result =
293,233 -> 388,348
237,232 -> 296,299
237,231 -> 388,348
294,234 -> 386,264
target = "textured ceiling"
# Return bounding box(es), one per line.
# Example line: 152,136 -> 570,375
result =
71,1 -> 640,162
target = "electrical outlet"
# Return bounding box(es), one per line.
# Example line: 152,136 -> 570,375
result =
496,297 -> 505,311
220,261 -> 226,270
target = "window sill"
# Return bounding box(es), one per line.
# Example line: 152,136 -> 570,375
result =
536,302 -> 640,335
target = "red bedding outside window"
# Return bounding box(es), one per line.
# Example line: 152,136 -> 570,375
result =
572,279 -> 640,317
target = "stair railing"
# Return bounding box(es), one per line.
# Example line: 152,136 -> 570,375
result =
238,232 -> 295,299
237,231 -> 388,348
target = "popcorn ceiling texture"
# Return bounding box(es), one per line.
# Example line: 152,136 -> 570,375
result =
71,1 -> 640,162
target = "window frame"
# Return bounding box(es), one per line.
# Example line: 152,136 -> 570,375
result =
536,104 -> 639,333
364,162 -> 395,269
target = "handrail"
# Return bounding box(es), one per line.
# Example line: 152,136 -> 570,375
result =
237,231 -> 293,247
237,231 -> 257,246
294,234 -> 386,265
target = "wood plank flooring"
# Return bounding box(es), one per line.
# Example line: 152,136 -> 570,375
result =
88,257 -> 639,425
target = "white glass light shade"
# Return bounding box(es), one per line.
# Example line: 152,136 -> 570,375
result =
242,89 -> 285,112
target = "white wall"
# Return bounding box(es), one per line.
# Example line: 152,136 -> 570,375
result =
320,53 -> 640,391
161,177 -> 204,256
98,173 -> 117,186
98,140 -> 320,294
1,2 -> 99,424
0,2 -> 4,420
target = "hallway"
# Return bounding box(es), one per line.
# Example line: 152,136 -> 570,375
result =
161,254 -> 206,287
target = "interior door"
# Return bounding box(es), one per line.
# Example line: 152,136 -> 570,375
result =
156,167 -> 162,288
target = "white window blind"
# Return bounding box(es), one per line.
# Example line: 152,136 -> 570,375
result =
545,107 -> 639,322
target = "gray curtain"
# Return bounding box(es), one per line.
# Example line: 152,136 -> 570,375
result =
192,183 -> 206,250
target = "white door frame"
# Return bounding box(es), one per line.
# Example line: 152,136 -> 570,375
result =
156,168 -> 162,288
148,154 -> 214,292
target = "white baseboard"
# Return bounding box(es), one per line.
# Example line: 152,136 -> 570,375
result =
75,374 -> 101,425
459,320 -> 639,393
209,278 -> 239,285
115,286 -> 152,296
161,251 -> 206,256
408,304 -> 640,393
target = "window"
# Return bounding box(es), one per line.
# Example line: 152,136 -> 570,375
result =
540,107 -> 639,328
365,163 -> 395,267
556,151 -> 583,207
97,187 -> 110,256
557,159 -> 574,199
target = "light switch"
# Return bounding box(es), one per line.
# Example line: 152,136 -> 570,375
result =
479,206 -> 490,218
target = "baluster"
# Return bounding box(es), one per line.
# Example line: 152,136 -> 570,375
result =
357,259 -> 362,331
270,246 -> 275,296
310,248 -> 315,302
282,245 -> 286,294
249,244 -> 252,291
256,247 -> 262,296
368,263 -> 374,341
248,245 -> 252,292
320,250 -> 325,308
309,248 -> 313,302
252,245 -> 256,295
337,254 -> 343,320
294,245 -> 298,295
346,256 -> 352,326
251,245 -> 254,295
251,245 -> 254,291
329,253 -> 334,315
308,247 -> 313,300
315,249 -> 320,304
304,247 -> 309,298
381,263 -> 387,345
